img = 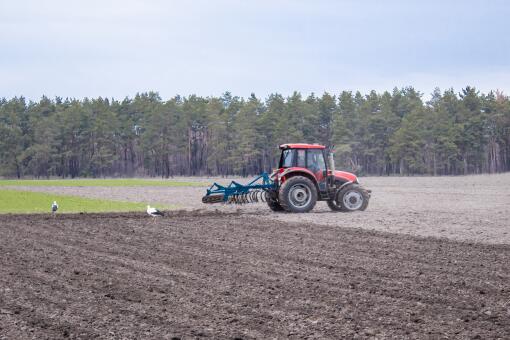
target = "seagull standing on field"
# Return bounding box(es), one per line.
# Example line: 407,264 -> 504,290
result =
146,205 -> 164,217
51,201 -> 58,216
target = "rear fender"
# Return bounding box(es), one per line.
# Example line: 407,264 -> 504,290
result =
278,168 -> 320,192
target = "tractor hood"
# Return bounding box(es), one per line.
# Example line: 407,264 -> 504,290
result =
334,170 -> 358,183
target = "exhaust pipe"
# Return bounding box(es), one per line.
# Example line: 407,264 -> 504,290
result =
328,152 -> 335,172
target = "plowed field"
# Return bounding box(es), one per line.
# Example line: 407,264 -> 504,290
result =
1,211 -> 509,339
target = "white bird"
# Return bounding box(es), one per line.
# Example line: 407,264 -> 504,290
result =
51,201 -> 58,216
146,205 -> 164,217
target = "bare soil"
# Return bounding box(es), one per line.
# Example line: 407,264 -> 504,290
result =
1,211 -> 509,339
8,173 -> 510,244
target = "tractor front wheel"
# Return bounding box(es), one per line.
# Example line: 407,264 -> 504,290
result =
328,183 -> 369,212
278,176 -> 317,213
326,199 -> 343,212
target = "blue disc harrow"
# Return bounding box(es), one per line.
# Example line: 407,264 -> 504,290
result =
202,172 -> 276,204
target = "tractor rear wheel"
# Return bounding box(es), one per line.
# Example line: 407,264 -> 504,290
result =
265,190 -> 284,211
328,183 -> 369,212
267,198 -> 284,211
278,176 -> 317,213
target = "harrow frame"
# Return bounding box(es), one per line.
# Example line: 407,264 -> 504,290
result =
202,172 -> 276,204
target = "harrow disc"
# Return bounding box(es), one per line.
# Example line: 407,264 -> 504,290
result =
202,172 -> 275,205
202,193 -> 225,204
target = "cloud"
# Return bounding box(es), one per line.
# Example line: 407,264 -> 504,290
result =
0,0 -> 509,100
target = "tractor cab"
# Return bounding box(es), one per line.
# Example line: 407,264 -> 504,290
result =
279,144 -> 328,182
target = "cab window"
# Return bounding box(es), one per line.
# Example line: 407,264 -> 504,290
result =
280,149 -> 294,168
306,149 -> 326,172
296,149 -> 306,167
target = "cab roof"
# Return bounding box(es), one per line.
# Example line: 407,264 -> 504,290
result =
279,143 -> 326,150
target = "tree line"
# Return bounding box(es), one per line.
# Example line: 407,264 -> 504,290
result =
1,87 -> 509,178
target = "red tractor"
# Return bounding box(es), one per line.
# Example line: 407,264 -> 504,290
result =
265,144 -> 370,213
203,143 -> 371,213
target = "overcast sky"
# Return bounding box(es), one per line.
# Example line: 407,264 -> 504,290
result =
1,0 -> 509,100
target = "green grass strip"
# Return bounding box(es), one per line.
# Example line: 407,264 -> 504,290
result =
0,189 -> 174,214
0,178 -> 202,187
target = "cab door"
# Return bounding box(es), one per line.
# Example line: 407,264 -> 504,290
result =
306,149 -> 327,192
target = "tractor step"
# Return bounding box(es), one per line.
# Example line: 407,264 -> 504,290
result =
320,192 -> 330,200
